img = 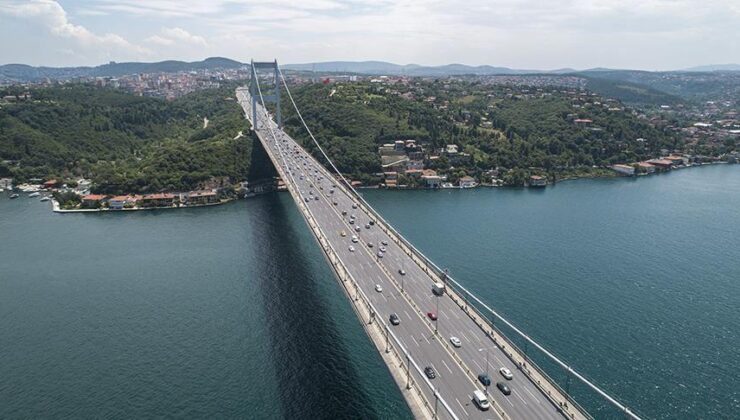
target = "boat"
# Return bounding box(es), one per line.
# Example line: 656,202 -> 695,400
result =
28,192 -> 40,197
40,196 -> 50,202
9,193 -> 19,199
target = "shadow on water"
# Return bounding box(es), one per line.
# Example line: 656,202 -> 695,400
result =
247,131 -> 278,183
247,193 -> 379,419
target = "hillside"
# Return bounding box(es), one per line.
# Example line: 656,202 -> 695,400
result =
0,83 -> 252,193
281,80 -> 680,185
0,57 -> 244,83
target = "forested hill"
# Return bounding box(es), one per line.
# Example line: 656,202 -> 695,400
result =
0,83 -> 252,193
282,81 -> 680,185
1,79 -> 682,191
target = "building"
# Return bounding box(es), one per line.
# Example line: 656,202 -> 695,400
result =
637,162 -> 656,174
187,190 -> 218,205
611,164 -> 635,176
43,179 -> 59,189
141,193 -> 176,207
421,169 -> 444,188
445,144 -> 459,154
109,195 -> 136,210
529,175 -> 547,187
459,176 -> 477,188
81,194 -> 107,208
405,160 -> 424,171
646,159 -> 673,169
0,178 -> 12,189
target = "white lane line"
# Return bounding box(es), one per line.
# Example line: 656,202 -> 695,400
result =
493,355 -> 504,366
442,359 -> 453,374
524,386 -> 538,401
472,359 -> 484,373
423,334 -> 430,345
404,310 -> 413,321
455,398 -> 469,416
461,331 -> 471,343
505,396 -> 515,407
414,336 -> 421,347
470,329 -> 482,343
513,389 -> 528,405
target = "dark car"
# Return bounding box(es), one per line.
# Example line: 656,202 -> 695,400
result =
478,373 -> 491,386
424,366 -> 436,379
496,382 -> 511,396
390,313 -> 400,325
427,311 -> 437,321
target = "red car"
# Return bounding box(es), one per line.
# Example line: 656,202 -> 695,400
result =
427,311 -> 438,321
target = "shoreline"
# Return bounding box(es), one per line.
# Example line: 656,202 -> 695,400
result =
52,198 -> 234,213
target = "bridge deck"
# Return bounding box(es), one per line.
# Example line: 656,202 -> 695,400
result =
237,87 -> 586,420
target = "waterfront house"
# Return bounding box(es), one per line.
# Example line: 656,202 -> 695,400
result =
421,169 -> 444,188
187,190 -> 218,205
529,175 -> 548,187
647,159 -> 673,170
141,193 -> 176,208
43,179 -> 59,189
81,194 -> 107,208
611,164 -> 636,176
109,195 -> 135,210
637,162 -> 656,174
459,176 -> 477,188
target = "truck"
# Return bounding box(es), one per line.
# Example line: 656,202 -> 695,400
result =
432,281 -> 445,296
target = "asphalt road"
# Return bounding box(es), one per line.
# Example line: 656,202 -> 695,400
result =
237,88 -> 569,420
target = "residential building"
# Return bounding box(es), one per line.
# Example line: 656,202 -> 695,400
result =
421,169 -> 444,188
529,175 -> 548,187
141,193 -> 176,207
637,162 -> 656,174
187,190 -> 218,205
81,194 -> 107,208
108,195 -> 136,210
611,164 -> 636,176
459,176 -> 477,188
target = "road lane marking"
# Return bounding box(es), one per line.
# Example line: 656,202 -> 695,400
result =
461,331 -> 471,343
524,386 -> 538,401
513,389 -> 528,405
455,398 -> 469,416
472,359 -> 484,372
442,359 -> 453,374
404,310 -> 412,321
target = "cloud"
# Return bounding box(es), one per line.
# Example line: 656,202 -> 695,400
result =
0,0 -> 148,58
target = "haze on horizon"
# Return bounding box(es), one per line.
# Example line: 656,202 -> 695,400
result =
0,0 -> 738,71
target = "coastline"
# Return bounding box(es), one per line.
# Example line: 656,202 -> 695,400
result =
52,198 -> 234,213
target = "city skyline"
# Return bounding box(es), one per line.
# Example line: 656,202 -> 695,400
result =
0,0 -> 738,71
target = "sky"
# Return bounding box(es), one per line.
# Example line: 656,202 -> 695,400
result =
0,0 -> 738,70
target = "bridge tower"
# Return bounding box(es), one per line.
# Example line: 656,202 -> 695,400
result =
249,59 -> 281,130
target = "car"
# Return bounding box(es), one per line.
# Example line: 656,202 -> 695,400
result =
379,246 -> 387,253
365,224 -> 370,229
473,390 -> 490,411
314,196 -> 319,200
478,373 -> 491,386
427,311 -> 437,321
399,268 -> 406,275
333,201 -> 338,206
351,236 -> 358,243
309,190 -> 313,195
352,203 -> 358,209
424,366 -> 436,379
355,226 -> 361,232
342,210 -> 347,215
304,197 -> 310,202
450,337 -> 461,347
389,314 -> 400,325
496,382 -> 511,396
349,219 -> 355,224
367,242 -> 374,248
369,220 -> 375,225
349,245 -> 355,252
330,189 -> 335,194
377,251 -> 384,258
340,230 -> 347,237
375,284 -> 383,292
381,240 -> 388,246
499,367 -> 513,380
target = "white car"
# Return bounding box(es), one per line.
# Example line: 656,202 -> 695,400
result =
381,240 -> 388,246
377,251 -> 384,258
379,246 -> 387,253
399,269 -> 406,275
349,245 -> 355,252
351,236 -> 358,243
352,203 -> 358,209
450,337 -> 462,348
499,367 -> 513,380
375,284 -> 383,293
355,226 -> 361,232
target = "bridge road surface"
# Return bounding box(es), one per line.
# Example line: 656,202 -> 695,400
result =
238,88 -> 570,420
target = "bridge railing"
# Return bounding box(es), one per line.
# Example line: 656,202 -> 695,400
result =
242,89 -> 461,420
